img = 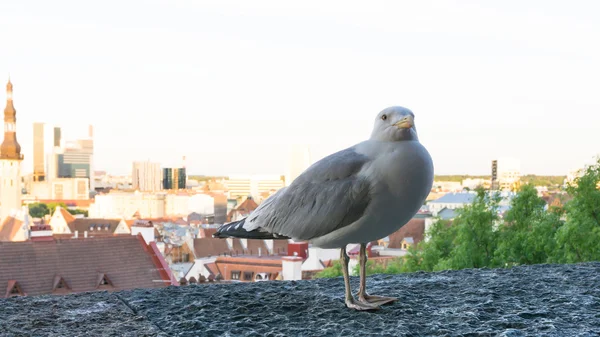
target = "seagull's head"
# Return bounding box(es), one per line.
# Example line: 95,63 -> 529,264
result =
370,106 -> 419,142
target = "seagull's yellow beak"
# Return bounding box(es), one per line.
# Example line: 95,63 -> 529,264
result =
394,115 -> 413,129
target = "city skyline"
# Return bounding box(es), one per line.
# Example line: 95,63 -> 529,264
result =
2,1 -> 599,176
2,75 -> 593,177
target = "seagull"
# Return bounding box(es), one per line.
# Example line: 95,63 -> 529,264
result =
214,106 -> 434,310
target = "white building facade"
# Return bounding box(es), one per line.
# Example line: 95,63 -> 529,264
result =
132,161 -> 162,192
226,175 -> 285,201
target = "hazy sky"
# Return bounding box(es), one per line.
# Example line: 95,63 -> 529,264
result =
1,0 -> 599,176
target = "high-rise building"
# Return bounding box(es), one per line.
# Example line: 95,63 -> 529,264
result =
81,125 -> 94,190
32,122 -> 56,182
132,161 -> 162,192
0,78 -> 24,221
57,142 -> 91,181
48,124 -> 94,190
163,167 -> 186,190
53,127 -> 61,147
491,157 -> 521,191
33,122 -> 45,181
46,151 -> 58,182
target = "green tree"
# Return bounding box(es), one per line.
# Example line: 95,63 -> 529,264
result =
442,187 -> 501,270
47,202 -> 68,215
398,219 -> 458,273
351,258 -> 387,276
555,159 -> 600,263
314,260 -> 343,278
520,174 -> 566,189
28,203 -> 50,218
527,210 -> 563,264
495,184 -> 562,266
421,219 -> 457,271
70,208 -> 89,217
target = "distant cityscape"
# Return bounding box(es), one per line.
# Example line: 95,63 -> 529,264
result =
0,78 -> 593,298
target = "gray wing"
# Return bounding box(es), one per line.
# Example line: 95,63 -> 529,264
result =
244,147 -> 373,240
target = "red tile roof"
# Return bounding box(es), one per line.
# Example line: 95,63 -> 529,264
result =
173,219 -> 188,226
198,227 -> 217,238
67,218 -> 125,236
192,237 -> 290,258
272,239 -> 289,255
193,238 -> 231,258
140,216 -> 185,224
214,255 -> 283,281
386,218 -> 425,248
0,235 -> 175,298
227,197 -> 259,221
204,262 -> 220,276
125,219 -> 136,228
59,207 -> 76,223
246,239 -> 268,255
0,217 -> 24,242
230,238 -> 244,254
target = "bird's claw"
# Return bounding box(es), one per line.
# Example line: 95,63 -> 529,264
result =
357,293 -> 398,306
345,297 -> 381,311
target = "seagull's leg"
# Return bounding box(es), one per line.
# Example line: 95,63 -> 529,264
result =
357,243 -> 398,305
340,246 -> 379,311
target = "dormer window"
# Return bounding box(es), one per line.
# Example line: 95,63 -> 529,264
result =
53,276 -> 71,293
6,280 -> 25,297
96,273 -> 113,289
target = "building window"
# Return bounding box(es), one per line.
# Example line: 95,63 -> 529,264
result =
77,181 -> 87,196
231,271 -> 241,280
243,271 -> 254,281
54,184 -> 64,200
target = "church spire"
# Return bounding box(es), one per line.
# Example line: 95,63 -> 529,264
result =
1,78 -> 23,160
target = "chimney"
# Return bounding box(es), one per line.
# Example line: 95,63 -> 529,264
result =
287,241 -> 308,259
28,218 -> 54,242
282,256 -> 303,281
131,224 -> 155,245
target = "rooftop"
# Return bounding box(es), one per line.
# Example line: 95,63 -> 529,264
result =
0,235 -> 175,298
428,192 -> 476,204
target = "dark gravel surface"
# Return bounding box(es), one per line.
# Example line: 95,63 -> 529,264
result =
1,262 -> 599,336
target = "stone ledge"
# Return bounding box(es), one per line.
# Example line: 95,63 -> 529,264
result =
1,262 -> 599,336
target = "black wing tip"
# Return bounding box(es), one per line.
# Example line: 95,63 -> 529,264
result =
212,219 -> 290,240
213,219 -> 244,238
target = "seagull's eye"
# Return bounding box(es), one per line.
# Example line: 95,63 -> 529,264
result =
381,114 -> 387,121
